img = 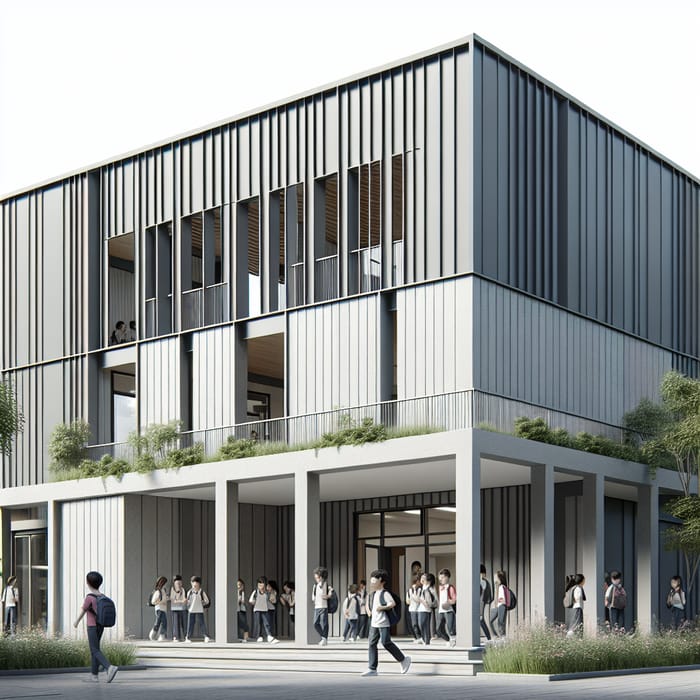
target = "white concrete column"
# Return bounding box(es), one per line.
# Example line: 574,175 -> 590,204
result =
455,431 -> 481,647
215,480 -> 239,643
637,483 -> 659,633
47,500 -> 61,636
581,472 -> 605,636
294,470 -> 320,646
530,464 -> 555,624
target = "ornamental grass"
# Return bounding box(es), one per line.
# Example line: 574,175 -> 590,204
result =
0,629 -> 136,671
483,624 -> 700,674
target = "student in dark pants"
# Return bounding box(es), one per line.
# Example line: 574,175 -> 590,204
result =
357,579 -> 369,638
73,571 -> 119,683
361,569 -> 411,677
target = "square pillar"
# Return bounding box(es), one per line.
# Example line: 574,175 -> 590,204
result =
294,470 -> 320,646
215,480 -> 239,643
581,472 -> 605,636
47,500 -> 61,636
530,464 -> 555,624
455,432 -> 481,647
637,484 -> 659,633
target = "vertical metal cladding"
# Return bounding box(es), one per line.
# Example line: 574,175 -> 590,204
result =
473,41 -> 700,358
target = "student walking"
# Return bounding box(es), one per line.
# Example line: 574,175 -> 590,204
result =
149,576 -> 169,641
416,572 -> 437,645
237,579 -> 250,642
436,568 -> 457,647
357,579 -> 369,639
667,575 -> 687,630
604,570 -> 627,631
361,568 -> 411,677
406,576 -> 422,642
565,574 -> 586,638
280,581 -> 295,635
479,564 -> 492,641
73,571 -> 119,683
2,575 -> 19,637
489,570 -> 510,638
250,576 -> 279,643
185,576 -> 211,643
342,584 -> 361,641
170,575 -> 187,642
312,567 -> 332,646
266,580 -> 280,638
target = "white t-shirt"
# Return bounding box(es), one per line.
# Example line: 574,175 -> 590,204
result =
3,586 -> 18,607
418,585 -> 436,613
343,594 -> 359,620
250,589 -> 269,612
407,587 -> 420,612
370,590 -> 390,628
187,588 -> 208,613
151,588 -> 168,612
438,583 -> 455,613
237,590 -> 247,612
573,586 -> 584,610
171,586 -> 187,611
313,581 -> 328,609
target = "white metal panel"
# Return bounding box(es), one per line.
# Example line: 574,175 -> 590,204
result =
139,337 -> 181,427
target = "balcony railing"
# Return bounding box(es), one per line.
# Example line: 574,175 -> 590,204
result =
351,246 -> 381,293
85,390 -> 628,463
288,262 -> 305,307
182,282 -> 229,330
392,240 -> 404,287
314,255 -> 338,302
144,295 -> 172,339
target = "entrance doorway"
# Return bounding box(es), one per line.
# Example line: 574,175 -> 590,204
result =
13,531 -> 48,630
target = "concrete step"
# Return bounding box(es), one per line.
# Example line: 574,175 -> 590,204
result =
133,639 -> 483,677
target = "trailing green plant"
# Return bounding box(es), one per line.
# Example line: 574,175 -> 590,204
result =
0,629 -> 136,670
316,416 -> 388,448
218,437 -> 257,460
483,624 -> 700,674
0,378 -> 24,456
48,420 -> 92,473
513,416 -> 572,447
128,421 -> 181,461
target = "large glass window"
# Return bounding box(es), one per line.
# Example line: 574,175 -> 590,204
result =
112,371 -> 136,442
107,233 -> 135,345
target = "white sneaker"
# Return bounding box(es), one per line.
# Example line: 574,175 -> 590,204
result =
158,635 -> 166,642
400,656 -> 412,674
204,636 -> 211,643
318,638 -> 328,646
350,637 -> 355,643
173,637 -> 178,642
106,665 -> 119,683
257,636 -> 264,642
185,637 -> 192,643
361,669 -> 378,676
449,638 -> 456,647
412,638 -> 421,643
89,674 -> 99,682
148,629 -> 156,641
269,637 -> 279,644
418,639 -> 425,645
444,639 -> 451,647
241,638 -> 248,643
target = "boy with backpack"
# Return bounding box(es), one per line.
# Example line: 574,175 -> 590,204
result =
342,583 -> 361,642
604,570 -> 627,630
312,567 -> 335,646
479,564 -> 493,641
436,568 -> 457,647
73,570 -> 119,683
361,568 -> 411,677
185,575 -> 212,642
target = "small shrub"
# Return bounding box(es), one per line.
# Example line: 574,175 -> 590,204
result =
161,442 -> 205,469
48,420 -> 92,473
219,437 -> 257,460
133,453 -> 157,473
316,417 -> 388,448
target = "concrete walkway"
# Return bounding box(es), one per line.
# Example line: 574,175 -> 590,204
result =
1,667 -> 699,699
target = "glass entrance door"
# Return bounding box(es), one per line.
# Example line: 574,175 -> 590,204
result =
13,531 -> 48,630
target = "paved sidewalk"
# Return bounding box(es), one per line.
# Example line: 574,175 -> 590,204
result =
1,667 -> 699,699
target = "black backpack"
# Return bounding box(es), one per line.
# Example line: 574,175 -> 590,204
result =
89,593 -> 117,627
147,589 -> 162,607
327,587 -> 339,614
481,580 -> 493,605
506,588 -> 517,611
372,590 -> 402,626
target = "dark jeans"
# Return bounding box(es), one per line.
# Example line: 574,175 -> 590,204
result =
480,603 -> 491,640
418,610 -> 432,644
4,606 -> 17,635
567,607 -> 583,636
436,610 -> 456,640
358,613 -> 369,638
87,624 -> 111,675
409,611 -> 421,639
489,604 -> 507,637
313,608 -> 328,640
187,612 -> 209,639
368,625 -> 405,670
152,609 -> 167,636
171,609 -> 187,640
343,618 -> 358,640
609,607 -> 625,630
671,606 -> 686,630
237,610 -> 249,636
255,610 -> 272,638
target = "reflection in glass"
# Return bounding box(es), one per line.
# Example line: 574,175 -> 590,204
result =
427,506 -> 456,534
357,513 -> 381,538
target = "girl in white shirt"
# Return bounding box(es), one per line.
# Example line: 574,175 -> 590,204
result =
489,570 -> 510,638
565,573 -> 586,637
406,576 -> 422,642
416,572 -> 437,645
3,575 -> 19,636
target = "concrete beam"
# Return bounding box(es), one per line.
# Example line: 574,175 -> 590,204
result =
530,464 -> 555,624
637,483 -> 659,633
581,472 -> 605,635
214,481 -> 239,643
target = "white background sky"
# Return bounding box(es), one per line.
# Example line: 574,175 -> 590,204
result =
1,0 -> 698,198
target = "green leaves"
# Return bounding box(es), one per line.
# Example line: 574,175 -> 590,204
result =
0,379 -> 24,456
48,420 -> 92,473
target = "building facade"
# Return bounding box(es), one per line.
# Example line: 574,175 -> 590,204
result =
1,35 -> 699,645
